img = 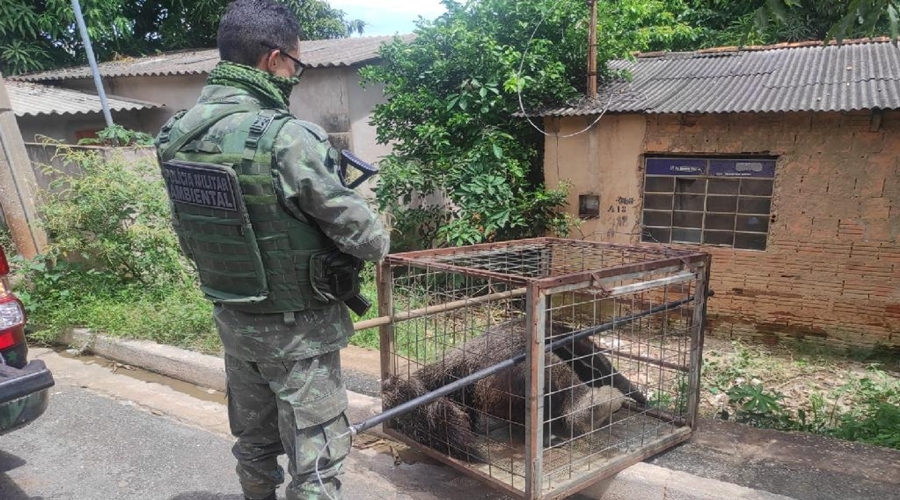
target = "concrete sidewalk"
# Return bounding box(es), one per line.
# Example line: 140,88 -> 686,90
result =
55,330 -> 900,500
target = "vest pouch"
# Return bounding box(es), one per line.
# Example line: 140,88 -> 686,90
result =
161,159 -> 270,304
309,248 -> 362,303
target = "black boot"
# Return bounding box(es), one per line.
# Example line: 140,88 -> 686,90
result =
245,494 -> 276,500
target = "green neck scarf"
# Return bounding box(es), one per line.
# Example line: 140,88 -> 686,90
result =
207,61 -> 299,109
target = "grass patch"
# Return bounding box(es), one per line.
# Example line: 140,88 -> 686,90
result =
13,251 -> 219,354
25,280 -> 220,354
701,338 -> 900,450
19,257 -> 381,357
350,308 -> 900,451
347,264 -> 445,361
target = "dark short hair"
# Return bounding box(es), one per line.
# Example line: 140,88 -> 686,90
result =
217,0 -> 302,66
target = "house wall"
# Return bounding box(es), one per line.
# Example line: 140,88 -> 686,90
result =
52,67 -> 390,163
24,143 -> 156,193
347,66 -> 392,164
545,111 -> 900,349
291,67 -> 351,148
347,66 -> 391,198
544,115 -> 647,243
16,109 -> 149,144
290,65 -> 387,197
51,67 -> 389,200
102,74 -> 208,134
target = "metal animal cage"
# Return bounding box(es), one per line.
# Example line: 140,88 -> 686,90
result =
375,238 -> 711,500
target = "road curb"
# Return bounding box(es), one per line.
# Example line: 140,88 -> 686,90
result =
61,328 -> 228,392
57,328 -> 385,427
583,462 -> 796,500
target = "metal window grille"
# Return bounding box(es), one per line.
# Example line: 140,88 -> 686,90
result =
641,157 -> 775,250
377,238 -> 711,500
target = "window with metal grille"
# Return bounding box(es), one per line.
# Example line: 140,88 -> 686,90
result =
641,157 -> 775,251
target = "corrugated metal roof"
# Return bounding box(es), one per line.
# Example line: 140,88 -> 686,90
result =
6,81 -> 162,117
532,38 -> 900,116
14,35 -> 415,82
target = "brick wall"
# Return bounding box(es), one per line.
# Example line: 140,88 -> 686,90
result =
642,111 -> 900,348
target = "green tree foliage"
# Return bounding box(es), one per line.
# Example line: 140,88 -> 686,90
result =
362,0 -> 700,249
0,0 -> 365,75
686,0 -> 899,47
281,0 -> 367,39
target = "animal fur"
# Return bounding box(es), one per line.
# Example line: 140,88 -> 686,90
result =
383,318 -> 646,462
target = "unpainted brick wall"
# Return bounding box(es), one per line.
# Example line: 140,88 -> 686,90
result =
642,111 -> 900,348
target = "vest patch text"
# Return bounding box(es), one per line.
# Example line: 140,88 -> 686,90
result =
162,161 -> 238,212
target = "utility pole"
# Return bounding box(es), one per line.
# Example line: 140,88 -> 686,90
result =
587,0 -> 598,99
0,72 -> 47,259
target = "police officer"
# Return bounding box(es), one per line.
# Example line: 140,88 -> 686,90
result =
154,1 -> 389,499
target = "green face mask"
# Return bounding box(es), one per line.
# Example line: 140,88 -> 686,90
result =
270,74 -> 301,105
208,61 -> 300,109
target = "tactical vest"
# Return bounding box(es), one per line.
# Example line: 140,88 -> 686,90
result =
156,104 -> 339,315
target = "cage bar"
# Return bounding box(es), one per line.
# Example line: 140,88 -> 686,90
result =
378,238 -> 710,500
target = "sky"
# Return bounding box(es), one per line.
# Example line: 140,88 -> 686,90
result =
328,0 -> 447,36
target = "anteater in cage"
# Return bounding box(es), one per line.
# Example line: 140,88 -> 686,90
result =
383,318 -> 647,461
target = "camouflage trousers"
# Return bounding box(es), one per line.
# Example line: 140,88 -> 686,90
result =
224,351 -> 352,500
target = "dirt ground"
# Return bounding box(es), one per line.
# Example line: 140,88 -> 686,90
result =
696,335 -> 900,419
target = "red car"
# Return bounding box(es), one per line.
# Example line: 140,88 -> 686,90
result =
0,245 -> 54,435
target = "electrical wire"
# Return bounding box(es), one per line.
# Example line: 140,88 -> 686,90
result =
315,429 -> 353,500
516,0 -> 615,139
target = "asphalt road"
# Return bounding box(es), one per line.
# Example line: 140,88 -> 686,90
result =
1,384 -> 249,500
0,350 -> 510,500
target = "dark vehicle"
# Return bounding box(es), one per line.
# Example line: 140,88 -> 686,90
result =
0,246 -> 53,435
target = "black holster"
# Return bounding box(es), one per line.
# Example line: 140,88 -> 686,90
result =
310,249 -> 371,316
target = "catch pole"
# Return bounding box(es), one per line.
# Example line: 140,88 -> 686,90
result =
348,292 -> 712,435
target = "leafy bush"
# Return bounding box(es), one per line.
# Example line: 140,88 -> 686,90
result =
0,0 -> 365,76
77,125 -> 155,147
36,144 -> 192,290
725,382 -> 795,429
13,142 -> 218,350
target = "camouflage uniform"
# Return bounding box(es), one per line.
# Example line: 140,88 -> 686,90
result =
156,63 -> 389,500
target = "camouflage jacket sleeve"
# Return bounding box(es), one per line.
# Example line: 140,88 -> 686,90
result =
272,120 -> 390,261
